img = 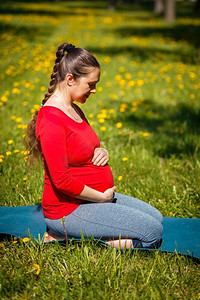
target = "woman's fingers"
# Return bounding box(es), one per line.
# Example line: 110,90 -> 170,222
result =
92,148 -> 109,166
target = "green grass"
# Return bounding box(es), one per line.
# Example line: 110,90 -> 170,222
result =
0,0 -> 200,298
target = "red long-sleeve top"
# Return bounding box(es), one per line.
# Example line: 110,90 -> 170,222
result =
36,105 -> 114,219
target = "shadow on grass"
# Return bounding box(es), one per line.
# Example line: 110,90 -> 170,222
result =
0,21 -> 54,41
110,100 -> 200,157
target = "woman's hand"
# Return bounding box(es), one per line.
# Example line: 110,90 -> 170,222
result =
101,186 -> 117,203
92,147 -> 109,166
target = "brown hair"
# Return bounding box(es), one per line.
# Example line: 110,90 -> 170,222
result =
25,42 -> 100,162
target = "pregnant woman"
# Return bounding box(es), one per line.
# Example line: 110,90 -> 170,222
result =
26,43 -> 163,248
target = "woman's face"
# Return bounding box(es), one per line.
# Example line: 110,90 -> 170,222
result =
70,68 -> 100,104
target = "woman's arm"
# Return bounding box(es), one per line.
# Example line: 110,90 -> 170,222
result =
76,185 -> 117,203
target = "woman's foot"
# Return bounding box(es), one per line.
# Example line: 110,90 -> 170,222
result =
44,230 -> 66,243
105,239 -> 133,249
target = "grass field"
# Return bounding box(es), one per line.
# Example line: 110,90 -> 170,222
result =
0,0 -> 200,299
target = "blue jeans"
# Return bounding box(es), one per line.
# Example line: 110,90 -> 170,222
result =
45,193 -> 163,248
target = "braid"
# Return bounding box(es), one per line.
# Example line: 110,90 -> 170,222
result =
42,43 -> 67,105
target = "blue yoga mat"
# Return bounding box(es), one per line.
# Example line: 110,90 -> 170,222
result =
0,205 -> 199,259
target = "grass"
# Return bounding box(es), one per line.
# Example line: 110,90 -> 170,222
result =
0,0 -> 200,298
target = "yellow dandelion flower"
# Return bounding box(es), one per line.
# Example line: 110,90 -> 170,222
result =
137,79 -> 144,86
143,132 -> 149,137
40,86 -> 46,92
23,177 -> 27,181
99,118 -> 105,123
16,117 -> 22,123
0,158 -> 3,163
122,157 -> 128,161
119,67 -> 125,73
120,107 -> 126,112
131,107 -> 137,112
179,84 -> 184,89
6,151 -> 12,156
8,140 -> 13,145
190,94 -> 195,99
115,75 -> 122,81
97,86 -> 103,92
23,101 -> 28,106
1,96 -> 8,102
100,126 -> 107,131
14,149 -> 20,153
10,115 -> 16,120
12,88 -> 21,95
109,109 -> 115,114
0,155 -> 4,158
110,94 -> 118,100
32,264 -> 41,275
13,82 -> 19,87
116,122 -> 123,128
125,73 -> 131,80
118,175 -> 123,181
22,237 -> 30,242
88,113 -> 93,118
13,240 -> 18,244
0,243 -> 5,247
128,80 -> 135,87
34,104 -> 40,110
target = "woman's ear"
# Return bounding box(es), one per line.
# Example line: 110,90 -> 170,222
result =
65,73 -> 75,86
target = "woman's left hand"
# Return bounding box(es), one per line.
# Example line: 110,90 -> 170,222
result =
92,147 -> 109,166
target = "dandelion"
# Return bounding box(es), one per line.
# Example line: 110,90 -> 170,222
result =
23,177 -> 27,181
8,140 -> 13,145
122,157 -> 128,161
10,115 -> 16,120
190,94 -> 195,99
16,117 -> 22,123
6,151 -> 12,156
0,243 -> 5,247
0,158 -> 3,163
116,122 -> 123,128
23,101 -> 28,106
1,96 -> 8,102
32,264 -> 41,275
12,88 -> 21,95
98,118 -> 105,123
143,132 -> 149,137
100,126 -> 107,131
22,237 -> 30,242
118,175 -> 123,181
119,67 -> 125,73
88,113 -> 93,118
97,86 -> 103,92
109,109 -> 115,114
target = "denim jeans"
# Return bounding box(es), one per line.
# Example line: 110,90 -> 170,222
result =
45,192 -> 163,248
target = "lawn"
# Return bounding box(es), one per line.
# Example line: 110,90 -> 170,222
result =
0,0 -> 200,299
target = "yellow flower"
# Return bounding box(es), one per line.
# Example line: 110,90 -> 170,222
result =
100,126 -> 107,131
128,80 -> 135,87
1,96 -> 8,102
8,140 -> 13,145
118,175 -> 123,181
0,155 -> 4,158
22,237 -> 30,242
16,117 -> 22,123
23,177 -> 27,181
119,67 -> 125,73
0,158 -> 3,163
137,79 -> 144,86
115,75 -> 122,81
23,101 -> 28,106
190,94 -> 195,99
12,88 -> 21,95
10,115 -> 16,120
98,118 -> 105,123
88,113 -> 93,118
122,157 -> 128,161
109,109 -> 115,114
179,84 -> 184,89
125,73 -> 131,79
0,243 -> 5,247
6,151 -> 12,156
13,240 -> 18,244
32,264 -> 41,275
143,132 -> 149,137
40,86 -> 46,92
116,122 -> 123,128
97,86 -> 103,92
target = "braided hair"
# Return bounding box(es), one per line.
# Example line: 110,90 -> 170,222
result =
26,42 -> 100,162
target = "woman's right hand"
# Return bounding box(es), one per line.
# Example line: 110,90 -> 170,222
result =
101,186 -> 117,203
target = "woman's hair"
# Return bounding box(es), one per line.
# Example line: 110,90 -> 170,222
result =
25,43 -> 100,162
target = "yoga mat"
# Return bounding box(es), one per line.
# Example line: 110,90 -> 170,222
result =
0,205 -> 199,259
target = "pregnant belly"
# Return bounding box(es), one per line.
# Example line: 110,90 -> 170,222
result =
69,164 -> 114,192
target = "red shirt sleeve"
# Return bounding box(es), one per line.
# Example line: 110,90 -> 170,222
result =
36,112 -> 85,197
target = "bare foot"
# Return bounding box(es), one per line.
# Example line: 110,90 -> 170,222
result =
105,239 -> 133,249
44,230 -> 66,243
